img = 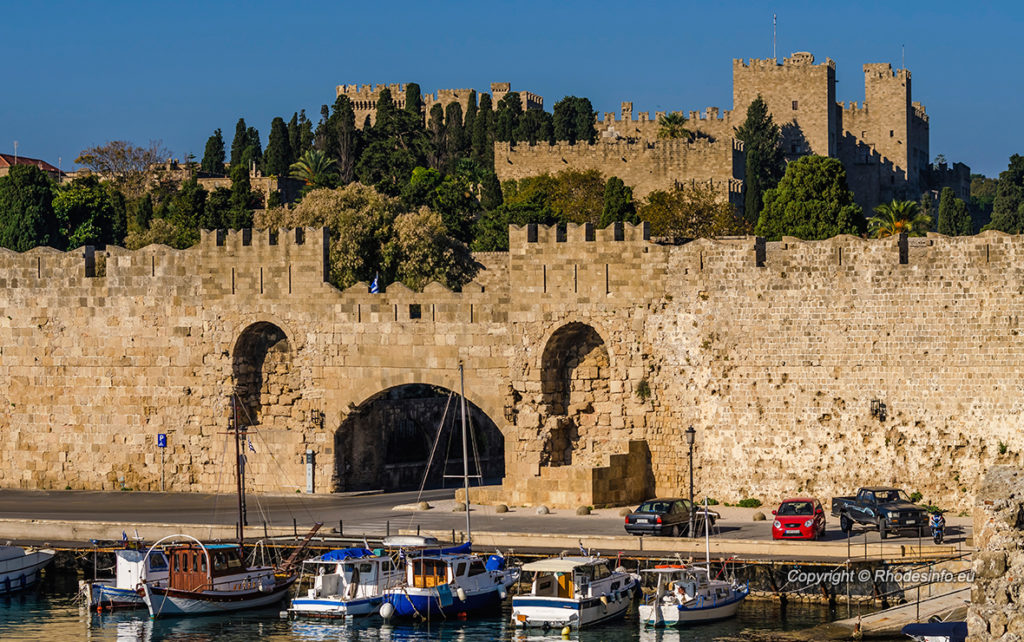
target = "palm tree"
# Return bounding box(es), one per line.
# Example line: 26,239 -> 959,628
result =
867,199 -> 931,238
289,149 -> 336,188
657,112 -> 692,140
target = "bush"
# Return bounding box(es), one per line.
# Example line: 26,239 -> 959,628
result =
737,498 -> 762,508
909,491 -> 923,503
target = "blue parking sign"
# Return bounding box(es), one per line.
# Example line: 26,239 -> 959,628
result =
157,433 -> 167,448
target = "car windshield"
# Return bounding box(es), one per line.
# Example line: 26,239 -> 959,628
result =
777,501 -> 813,516
637,501 -> 671,514
877,490 -> 911,503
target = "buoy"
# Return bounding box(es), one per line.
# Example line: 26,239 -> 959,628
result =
379,602 -> 395,620
456,587 -> 468,602
561,625 -> 571,637
600,595 -> 609,605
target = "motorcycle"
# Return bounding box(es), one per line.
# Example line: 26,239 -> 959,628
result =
929,511 -> 946,544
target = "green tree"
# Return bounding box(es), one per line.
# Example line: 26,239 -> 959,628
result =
230,118 -> 248,167
388,206 -> 477,291
356,88 -> 428,194
444,102 -> 468,161
404,83 -> 422,116
264,117 -> 292,177
600,177 -> 637,227
986,155 -> 1024,233
427,103 -> 447,170
0,165 -> 58,251
201,128 -> 226,175
868,199 -> 932,238
324,95 -> 359,184
936,188 -> 971,236
657,112 -> 692,140
480,171 -> 503,210
463,90 -> 478,146
203,187 -> 232,229
289,149 -> 337,190
52,175 -> 127,248
735,95 -> 785,224
242,126 -> 262,171
131,193 -> 154,231
501,170 -> 605,225
471,93 -> 494,170
515,109 -> 554,145
638,184 -> 750,238
494,92 -> 522,142
287,113 -> 301,165
123,218 -> 190,250
552,96 -> 596,144
74,140 -> 168,199
228,162 -> 258,229
755,155 -> 864,240
472,187 -> 561,252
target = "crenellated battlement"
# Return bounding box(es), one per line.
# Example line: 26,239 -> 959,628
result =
863,63 -> 910,82
734,51 -> 836,71
335,83 -> 407,98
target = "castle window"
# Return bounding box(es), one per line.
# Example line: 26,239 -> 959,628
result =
409,304 -> 422,320
792,100 -> 798,110
889,130 -> 894,137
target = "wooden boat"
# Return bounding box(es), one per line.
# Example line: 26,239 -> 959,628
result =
82,547 -> 169,610
0,545 -> 54,594
511,556 -> 639,630
638,565 -> 748,627
288,547 -> 403,618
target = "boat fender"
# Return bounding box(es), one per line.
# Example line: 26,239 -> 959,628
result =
600,595 -> 608,605
380,602 -> 395,620
259,577 -> 274,593
456,587 -> 468,602
561,626 -> 571,637
498,585 -> 507,599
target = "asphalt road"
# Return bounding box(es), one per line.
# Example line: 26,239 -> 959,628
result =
0,488 -> 972,547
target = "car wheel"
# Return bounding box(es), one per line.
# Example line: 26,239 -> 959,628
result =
669,525 -> 679,538
840,514 -> 852,534
879,522 -> 888,540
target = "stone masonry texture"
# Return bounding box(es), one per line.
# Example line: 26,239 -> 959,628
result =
0,225 -> 1019,511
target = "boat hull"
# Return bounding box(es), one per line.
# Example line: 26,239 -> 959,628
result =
85,581 -> 147,610
639,590 -> 748,627
289,595 -> 383,618
512,592 -> 633,630
143,580 -> 294,617
385,584 -> 503,619
0,549 -> 54,595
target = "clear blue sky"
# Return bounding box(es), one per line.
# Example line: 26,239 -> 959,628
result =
2,1 -> 1021,177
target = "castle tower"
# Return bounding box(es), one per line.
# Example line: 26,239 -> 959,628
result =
861,64 -> 928,190
732,52 -> 838,159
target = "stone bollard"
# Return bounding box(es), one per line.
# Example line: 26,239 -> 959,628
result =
536,505 -> 550,515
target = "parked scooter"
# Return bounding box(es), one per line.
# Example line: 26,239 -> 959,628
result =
929,510 -> 946,544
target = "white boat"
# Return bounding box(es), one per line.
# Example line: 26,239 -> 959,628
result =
638,565 -> 748,627
141,535 -> 296,617
511,556 -> 639,630
0,545 -> 54,594
288,547 -> 403,618
82,547 -> 170,610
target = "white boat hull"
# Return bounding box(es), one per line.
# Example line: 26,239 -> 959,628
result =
143,581 -> 292,617
512,592 -> 632,629
0,548 -> 54,594
639,591 -> 747,627
289,595 -> 383,618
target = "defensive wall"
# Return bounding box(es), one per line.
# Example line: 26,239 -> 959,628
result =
335,82 -> 542,128
1,225 -> 1021,510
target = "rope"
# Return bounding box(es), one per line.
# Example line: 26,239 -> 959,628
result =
406,392 -> 455,531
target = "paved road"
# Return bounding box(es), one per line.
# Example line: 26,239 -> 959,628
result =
0,488 -> 972,547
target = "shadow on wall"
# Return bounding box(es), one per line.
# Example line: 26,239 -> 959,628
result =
232,322 -> 291,428
333,384 -> 505,492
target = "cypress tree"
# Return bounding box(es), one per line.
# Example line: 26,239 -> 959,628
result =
132,193 -> 153,229
375,88 -> 397,134
326,95 -> 358,184
735,95 -> 784,224
298,110 -> 314,154
553,97 -> 595,144
427,103 -> 446,170
244,126 -> 262,171
464,90 -> 478,144
937,186 -> 972,236
287,113 -> 301,165
264,117 -> 292,176
494,92 -> 522,142
987,154 -> 1024,233
480,172 -> 503,210
472,93 -> 494,170
599,177 -> 637,227
573,97 -> 596,144
229,118 -> 248,167
515,109 -> 552,145
404,83 -> 422,116
445,102 -> 467,160
228,162 -> 255,229
201,128 -> 226,175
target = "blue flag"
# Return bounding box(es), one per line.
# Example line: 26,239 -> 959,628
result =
122,531 -> 128,546
369,273 -> 379,294
247,439 -> 256,453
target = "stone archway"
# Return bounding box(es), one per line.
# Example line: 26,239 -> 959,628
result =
232,322 -> 294,429
333,384 -> 505,492
539,322 -> 611,467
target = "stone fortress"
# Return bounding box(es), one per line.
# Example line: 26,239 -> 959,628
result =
1,224 -> 1021,511
342,52 -> 971,214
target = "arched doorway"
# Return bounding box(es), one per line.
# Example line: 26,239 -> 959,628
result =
539,322 -> 611,467
334,384 -> 505,492
232,322 -> 293,428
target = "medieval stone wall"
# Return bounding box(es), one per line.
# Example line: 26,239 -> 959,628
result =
335,82 -> 542,128
1,225 -> 1020,510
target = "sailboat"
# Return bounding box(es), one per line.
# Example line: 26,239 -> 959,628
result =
638,499 -> 748,627
140,393 -> 317,618
379,362 -> 518,620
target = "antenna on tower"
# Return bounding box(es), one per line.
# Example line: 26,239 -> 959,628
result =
773,13 -> 777,60
901,44 -> 905,69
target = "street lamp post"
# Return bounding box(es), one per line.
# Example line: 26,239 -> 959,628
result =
685,426 -> 696,538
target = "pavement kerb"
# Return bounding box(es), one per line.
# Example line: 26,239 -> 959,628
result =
0,518 -> 299,544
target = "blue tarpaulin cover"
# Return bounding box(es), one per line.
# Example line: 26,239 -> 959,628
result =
485,554 -> 506,571
319,547 -> 375,562
901,621 -> 968,642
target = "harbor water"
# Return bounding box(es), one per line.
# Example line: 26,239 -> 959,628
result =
0,586 -> 905,641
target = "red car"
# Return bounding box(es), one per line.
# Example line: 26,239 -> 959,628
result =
771,497 -> 827,540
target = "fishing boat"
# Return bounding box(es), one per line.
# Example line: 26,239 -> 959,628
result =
638,496 -> 748,627
140,392 -> 317,618
288,547 -> 403,618
0,545 -> 55,594
82,547 -> 170,610
638,565 -> 749,626
901,621 -> 968,642
511,556 -> 639,630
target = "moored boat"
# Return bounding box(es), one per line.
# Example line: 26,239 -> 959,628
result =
511,556 -> 639,630
288,547 -> 402,619
0,545 -> 55,595
82,547 -> 169,610
638,565 -> 748,627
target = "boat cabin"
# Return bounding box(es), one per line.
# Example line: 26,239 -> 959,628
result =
407,554 -> 489,588
115,549 -> 169,588
165,543 -> 246,592
305,548 -> 399,599
521,557 -> 622,599
642,566 -> 729,602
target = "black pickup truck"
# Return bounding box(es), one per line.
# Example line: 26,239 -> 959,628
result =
831,487 -> 928,539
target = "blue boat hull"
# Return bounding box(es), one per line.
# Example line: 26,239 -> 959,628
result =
385,585 -> 502,619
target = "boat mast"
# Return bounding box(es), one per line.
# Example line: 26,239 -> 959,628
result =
704,496 -> 711,568
232,392 -> 245,548
458,361 -> 471,543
